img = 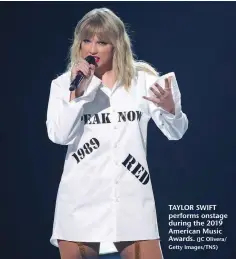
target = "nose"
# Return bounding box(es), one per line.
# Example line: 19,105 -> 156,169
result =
89,42 -> 98,55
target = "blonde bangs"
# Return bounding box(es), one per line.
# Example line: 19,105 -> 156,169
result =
79,17 -> 116,44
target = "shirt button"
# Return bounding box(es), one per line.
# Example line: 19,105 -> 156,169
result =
114,143 -> 117,148
114,125 -> 118,129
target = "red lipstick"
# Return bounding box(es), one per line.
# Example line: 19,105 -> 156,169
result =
93,56 -> 100,63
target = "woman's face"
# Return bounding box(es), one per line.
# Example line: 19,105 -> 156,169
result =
80,34 -> 114,72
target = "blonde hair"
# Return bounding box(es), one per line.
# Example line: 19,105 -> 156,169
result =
67,8 -> 159,89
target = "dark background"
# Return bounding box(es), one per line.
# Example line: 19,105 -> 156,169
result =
2,1 -> 236,259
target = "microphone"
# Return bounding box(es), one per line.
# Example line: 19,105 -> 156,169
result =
69,55 -> 96,92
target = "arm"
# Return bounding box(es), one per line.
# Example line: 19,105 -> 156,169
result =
145,72 -> 188,140
46,74 -> 101,145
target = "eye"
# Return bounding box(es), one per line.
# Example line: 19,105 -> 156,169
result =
82,39 -> 90,43
98,41 -> 107,45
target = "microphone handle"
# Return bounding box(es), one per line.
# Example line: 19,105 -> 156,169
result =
69,71 -> 84,91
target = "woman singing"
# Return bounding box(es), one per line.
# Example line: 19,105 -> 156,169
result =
46,7 -> 188,259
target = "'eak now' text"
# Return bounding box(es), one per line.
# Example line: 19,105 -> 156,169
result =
81,110 -> 143,125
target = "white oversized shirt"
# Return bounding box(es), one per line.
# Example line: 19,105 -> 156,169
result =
46,69 -> 188,253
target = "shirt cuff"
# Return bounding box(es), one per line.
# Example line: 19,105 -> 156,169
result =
159,107 -> 183,120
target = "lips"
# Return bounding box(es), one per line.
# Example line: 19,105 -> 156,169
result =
93,56 -> 100,63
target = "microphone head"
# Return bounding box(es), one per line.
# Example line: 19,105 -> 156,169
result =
85,55 -> 96,65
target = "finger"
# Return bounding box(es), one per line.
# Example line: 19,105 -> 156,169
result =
150,86 -> 162,98
77,61 -> 90,70
82,59 -> 91,66
143,95 -> 161,104
79,64 -> 90,76
80,68 -> 89,76
89,66 -> 95,77
154,83 -> 165,95
83,60 -> 94,70
89,64 -> 96,71
84,63 -> 92,75
165,78 -> 171,90
168,76 -> 172,87
88,66 -> 95,77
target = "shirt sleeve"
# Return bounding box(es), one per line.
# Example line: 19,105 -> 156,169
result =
145,72 -> 189,140
46,75 -> 101,145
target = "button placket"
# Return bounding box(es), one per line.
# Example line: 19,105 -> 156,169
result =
110,105 -> 119,148
110,105 -> 118,130
110,102 -> 120,202
115,173 -> 122,185
114,185 -> 120,202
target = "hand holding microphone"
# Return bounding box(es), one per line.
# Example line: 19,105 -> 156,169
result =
69,56 -> 96,100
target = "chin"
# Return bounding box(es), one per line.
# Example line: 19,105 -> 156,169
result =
95,62 -> 103,69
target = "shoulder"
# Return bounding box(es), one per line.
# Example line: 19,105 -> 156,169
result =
135,69 -> 160,89
52,71 -> 71,88
133,61 -> 160,87
48,71 -> 71,99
